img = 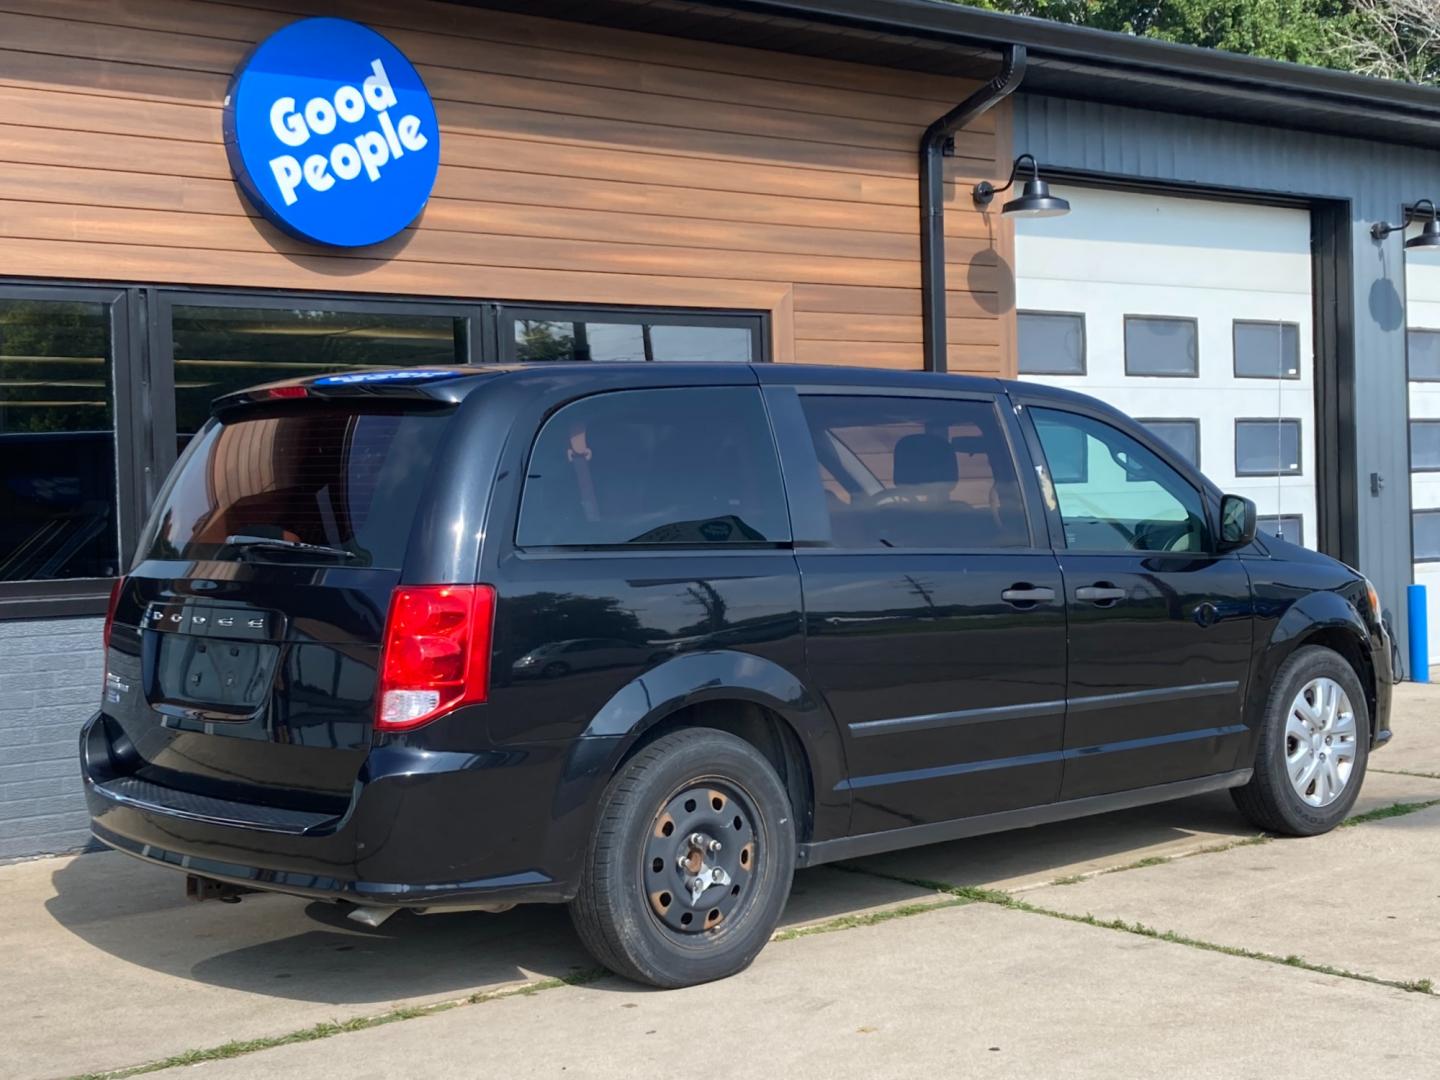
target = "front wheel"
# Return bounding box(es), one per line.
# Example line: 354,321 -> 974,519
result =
1231,645 -> 1370,836
569,728 -> 795,988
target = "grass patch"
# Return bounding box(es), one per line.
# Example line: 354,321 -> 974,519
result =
772,896 -> 970,942
69,968 -> 606,1080
1340,799 -> 1440,827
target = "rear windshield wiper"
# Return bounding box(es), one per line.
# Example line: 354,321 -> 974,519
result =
223,534 -> 356,560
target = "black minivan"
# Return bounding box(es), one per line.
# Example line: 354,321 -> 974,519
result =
84,363 -> 1393,987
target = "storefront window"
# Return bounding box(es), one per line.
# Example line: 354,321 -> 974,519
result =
509,311 -> 760,363
0,297 -> 119,582
169,303 -> 468,441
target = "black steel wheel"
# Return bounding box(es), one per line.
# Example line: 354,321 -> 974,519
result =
570,728 -> 795,988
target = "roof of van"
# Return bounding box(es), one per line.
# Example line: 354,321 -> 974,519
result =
211,362 -> 1106,414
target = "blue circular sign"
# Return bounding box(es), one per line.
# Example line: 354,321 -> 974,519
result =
223,18 -> 440,248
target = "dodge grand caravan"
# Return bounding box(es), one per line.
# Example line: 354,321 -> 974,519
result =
84,363 -> 1393,988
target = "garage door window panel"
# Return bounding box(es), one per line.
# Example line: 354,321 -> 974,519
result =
1234,321 -> 1301,380
1124,316 -> 1199,377
1018,312 -> 1086,375
1260,515 -> 1304,547
1135,418 -> 1200,470
1235,419 -> 1303,476
1415,511 -> 1440,562
1409,330 -> 1440,382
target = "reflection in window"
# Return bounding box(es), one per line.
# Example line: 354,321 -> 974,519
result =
1234,321 -> 1301,379
0,298 -> 119,581
1137,419 -> 1200,469
1260,515 -> 1305,547
1235,419 -> 1302,476
797,395 -> 1029,549
1124,316 -> 1198,377
1032,408 -> 1207,553
517,388 -> 788,546
1018,312 -> 1085,375
513,319 -> 753,363
170,305 -> 465,441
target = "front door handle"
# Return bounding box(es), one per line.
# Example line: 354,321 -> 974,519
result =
1075,583 -> 1127,604
1001,585 -> 1056,606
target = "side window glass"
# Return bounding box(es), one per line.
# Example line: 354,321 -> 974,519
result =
1031,408 -> 1208,553
517,387 -> 789,547
795,395 -> 1030,550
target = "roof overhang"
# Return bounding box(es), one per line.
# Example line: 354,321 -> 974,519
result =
458,0 -> 1440,149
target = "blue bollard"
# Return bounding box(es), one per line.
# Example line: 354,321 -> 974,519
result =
1408,584 -> 1429,683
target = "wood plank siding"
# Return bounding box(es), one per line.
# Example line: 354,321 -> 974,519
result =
0,0 -> 1017,374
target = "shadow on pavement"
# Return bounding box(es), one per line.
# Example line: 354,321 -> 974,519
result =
41,792 -> 1252,1005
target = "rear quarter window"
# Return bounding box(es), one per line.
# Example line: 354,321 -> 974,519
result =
517,387 -> 790,547
143,405 -> 451,568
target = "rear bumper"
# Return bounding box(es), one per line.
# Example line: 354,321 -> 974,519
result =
81,712 -> 618,908
1371,619 -> 1396,750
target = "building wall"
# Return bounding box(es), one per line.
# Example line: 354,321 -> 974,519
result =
1017,92 -> 1440,663
0,0 -> 1015,374
0,617 -> 101,861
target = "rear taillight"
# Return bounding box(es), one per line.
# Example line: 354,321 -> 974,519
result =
102,577 -> 125,655
101,577 -> 125,695
376,584 -> 496,731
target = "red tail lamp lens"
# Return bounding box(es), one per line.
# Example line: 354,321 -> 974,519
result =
377,585 -> 495,731
265,385 -> 308,399
102,577 -> 125,654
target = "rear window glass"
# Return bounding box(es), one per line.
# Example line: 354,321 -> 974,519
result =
143,406 -> 451,567
517,387 -> 789,547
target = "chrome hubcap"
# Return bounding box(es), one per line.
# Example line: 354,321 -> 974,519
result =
1284,677 -> 1357,808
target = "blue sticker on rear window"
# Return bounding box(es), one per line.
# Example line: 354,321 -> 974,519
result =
312,369 -> 458,386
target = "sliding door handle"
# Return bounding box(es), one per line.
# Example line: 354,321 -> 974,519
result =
1001,585 -> 1056,605
1075,584 -> 1127,604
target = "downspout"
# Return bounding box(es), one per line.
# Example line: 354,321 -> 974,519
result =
921,44 -> 1026,373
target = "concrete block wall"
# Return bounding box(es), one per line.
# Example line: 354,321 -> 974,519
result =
0,617 -> 102,861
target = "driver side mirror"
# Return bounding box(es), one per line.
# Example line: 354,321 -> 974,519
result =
1218,494 -> 1257,551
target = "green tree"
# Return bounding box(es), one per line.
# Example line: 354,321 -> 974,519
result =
968,0 -> 1353,68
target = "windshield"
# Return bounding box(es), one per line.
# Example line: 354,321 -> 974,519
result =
142,405 -> 452,568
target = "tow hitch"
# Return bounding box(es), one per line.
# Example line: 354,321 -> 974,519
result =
185,874 -> 256,904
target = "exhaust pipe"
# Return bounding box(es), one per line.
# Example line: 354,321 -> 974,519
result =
347,905 -> 399,928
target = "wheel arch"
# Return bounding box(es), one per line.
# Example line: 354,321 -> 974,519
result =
1257,593 -> 1379,743
577,650 -> 847,844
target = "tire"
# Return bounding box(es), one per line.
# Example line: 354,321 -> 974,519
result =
1231,645 -> 1370,836
569,727 -> 796,988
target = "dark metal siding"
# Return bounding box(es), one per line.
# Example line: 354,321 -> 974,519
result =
1016,92 -> 1440,655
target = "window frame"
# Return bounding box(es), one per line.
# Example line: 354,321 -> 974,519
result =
1232,319 -> 1302,381
1017,309 -> 1087,376
1413,509 -> 1440,562
513,385 -> 793,552
1409,329 -> 1440,383
1015,399 -> 1216,556
0,283 -> 142,619
769,384 -> 1045,555
497,303 -> 767,365
1134,417 -> 1201,471
1234,417 -> 1305,477
1123,314 -> 1200,378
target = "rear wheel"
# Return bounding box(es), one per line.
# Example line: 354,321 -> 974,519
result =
1231,645 -> 1369,836
569,728 -> 795,988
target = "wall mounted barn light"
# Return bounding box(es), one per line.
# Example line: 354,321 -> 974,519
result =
972,154 -> 1071,218
1372,199 -> 1440,250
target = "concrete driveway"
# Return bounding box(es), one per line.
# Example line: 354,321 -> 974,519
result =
6,684 -> 1439,1080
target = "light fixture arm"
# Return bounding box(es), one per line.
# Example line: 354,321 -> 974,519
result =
973,154 -> 1039,209
1372,198 -> 1438,241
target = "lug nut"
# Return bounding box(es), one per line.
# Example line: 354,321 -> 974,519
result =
707,839 -> 722,853
711,868 -> 724,882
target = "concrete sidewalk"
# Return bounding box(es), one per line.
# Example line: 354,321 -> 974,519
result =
6,684 -> 1439,1080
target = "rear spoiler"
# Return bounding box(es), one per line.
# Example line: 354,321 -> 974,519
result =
211,368 -> 483,419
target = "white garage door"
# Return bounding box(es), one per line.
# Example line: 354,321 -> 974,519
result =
1405,230 -> 1440,665
1015,187 -> 1317,550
